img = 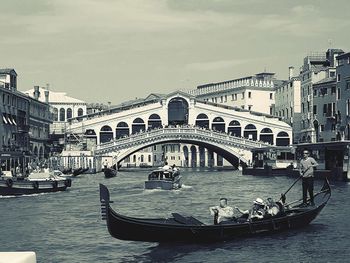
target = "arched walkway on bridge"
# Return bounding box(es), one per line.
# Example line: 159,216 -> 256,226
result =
100,125 -> 113,143
212,117 -> 225,132
85,129 -> 97,144
190,145 -> 197,167
276,131 -> 290,146
183,146 -> 189,167
260,128 -> 274,145
244,124 -> 257,140
195,114 -> 209,129
116,122 -> 129,139
132,118 -> 146,134
148,114 -> 162,130
228,120 -> 241,137
168,97 -> 189,126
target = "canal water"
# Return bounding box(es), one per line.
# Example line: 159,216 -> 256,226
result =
0,169 -> 349,263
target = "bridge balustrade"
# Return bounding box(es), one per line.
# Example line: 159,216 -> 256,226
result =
95,127 -> 270,154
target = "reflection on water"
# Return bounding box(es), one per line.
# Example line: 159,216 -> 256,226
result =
0,169 -> 349,262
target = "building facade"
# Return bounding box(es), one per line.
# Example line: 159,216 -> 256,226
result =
336,52 -> 350,140
298,49 -> 344,143
186,72 -> 285,115
274,67 -> 302,143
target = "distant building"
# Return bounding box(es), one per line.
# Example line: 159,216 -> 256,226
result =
336,52 -> 350,140
186,72 -> 285,115
312,77 -> 337,142
298,49 -> 344,143
24,86 -> 87,153
0,69 -> 52,172
274,67 -> 302,143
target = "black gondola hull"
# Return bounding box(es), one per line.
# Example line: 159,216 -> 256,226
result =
104,168 -> 117,178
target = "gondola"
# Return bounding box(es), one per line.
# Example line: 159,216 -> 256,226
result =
99,178 -> 331,243
104,164 -> 117,178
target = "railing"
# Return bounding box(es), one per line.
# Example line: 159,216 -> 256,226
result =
95,127 -> 271,153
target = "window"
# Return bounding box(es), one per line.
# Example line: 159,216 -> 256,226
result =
242,92 -> 245,99
329,71 -> 335,77
347,99 -> 350,116
234,94 -> 237,100
337,88 -> 341,100
313,105 -> 317,114
320,125 -> 324,132
337,74 -> 341,82
248,92 -> 251,98
331,87 -> 336,94
248,105 -> 252,111
270,93 -> 273,100
346,82 -> 350,90
224,95 -> 227,102
313,89 -> 317,96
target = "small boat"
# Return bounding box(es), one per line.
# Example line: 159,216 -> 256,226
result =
145,169 -> 181,190
60,167 -> 72,175
104,164 -> 117,178
99,179 -> 331,243
0,172 -> 72,196
72,167 -> 87,176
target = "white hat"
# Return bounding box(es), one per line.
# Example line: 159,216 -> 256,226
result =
254,198 -> 265,206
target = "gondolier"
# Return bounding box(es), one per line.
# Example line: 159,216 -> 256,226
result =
299,149 -> 318,207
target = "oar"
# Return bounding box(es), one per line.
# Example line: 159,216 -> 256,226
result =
280,176 -> 302,203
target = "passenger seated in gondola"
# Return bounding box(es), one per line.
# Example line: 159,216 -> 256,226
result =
162,162 -> 171,179
209,198 -> 236,224
236,198 -> 266,221
264,198 -> 281,218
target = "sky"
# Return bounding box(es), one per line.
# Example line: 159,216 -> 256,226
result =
1,0 -> 350,104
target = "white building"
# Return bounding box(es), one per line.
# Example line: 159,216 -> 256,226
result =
186,72 -> 285,115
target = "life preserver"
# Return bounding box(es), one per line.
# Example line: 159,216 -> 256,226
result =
6,178 -> 13,188
52,180 -> 58,189
32,181 -> 39,190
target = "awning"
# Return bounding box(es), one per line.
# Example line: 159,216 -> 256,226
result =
2,115 -> 7,124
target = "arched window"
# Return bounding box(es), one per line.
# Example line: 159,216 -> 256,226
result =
53,108 -> 58,121
195,113 -> 209,128
99,125 -> 113,143
148,114 -> 162,130
260,128 -> 273,144
211,117 -> 225,132
78,108 -> 84,116
228,120 -> 241,137
116,122 -> 129,139
66,108 -> 72,119
243,124 -> 257,140
59,108 -> 65,122
276,131 -> 290,146
132,118 -> 145,134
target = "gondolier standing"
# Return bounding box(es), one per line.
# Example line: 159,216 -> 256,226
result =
299,149 -> 318,206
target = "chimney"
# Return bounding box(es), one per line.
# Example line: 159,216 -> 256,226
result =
44,90 -> 49,103
288,66 -> 294,80
33,86 -> 40,100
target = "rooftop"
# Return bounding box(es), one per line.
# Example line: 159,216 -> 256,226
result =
24,87 -> 86,104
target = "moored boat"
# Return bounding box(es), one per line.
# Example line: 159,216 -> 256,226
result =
104,165 -> 117,178
145,169 -> 181,190
0,172 -> 72,196
99,179 -> 331,242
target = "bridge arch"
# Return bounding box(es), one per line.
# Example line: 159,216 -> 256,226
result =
195,113 -> 209,128
260,128 -> 273,145
228,120 -> 241,137
100,125 -> 113,143
168,97 -> 189,126
132,118 -> 146,134
85,129 -> 97,144
116,122 -> 129,139
212,117 -> 225,132
244,124 -> 257,140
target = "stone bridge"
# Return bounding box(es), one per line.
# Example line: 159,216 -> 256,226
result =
94,127 -> 273,166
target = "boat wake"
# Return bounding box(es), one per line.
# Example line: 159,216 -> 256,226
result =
0,192 -> 48,198
181,184 -> 193,189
